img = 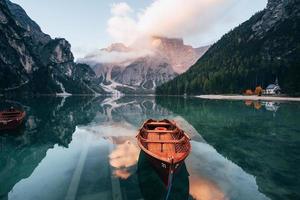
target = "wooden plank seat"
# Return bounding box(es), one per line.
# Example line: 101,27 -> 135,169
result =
1,114 -> 21,117
147,127 -> 176,158
2,112 -> 21,115
139,137 -> 186,143
144,129 -> 178,133
147,122 -> 172,126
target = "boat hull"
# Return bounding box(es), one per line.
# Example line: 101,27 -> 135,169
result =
142,149 -> 185,186
0,111 -> 25,131
136,119 -> 191,187
137,151 -> 190,200
0,118 -> 24,131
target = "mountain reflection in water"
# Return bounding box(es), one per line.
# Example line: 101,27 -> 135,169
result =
1,96 -> 298,199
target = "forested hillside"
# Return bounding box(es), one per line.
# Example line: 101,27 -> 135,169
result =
156,0 -> 300,96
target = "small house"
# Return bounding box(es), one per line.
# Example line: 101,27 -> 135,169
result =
265,84 -> 281,95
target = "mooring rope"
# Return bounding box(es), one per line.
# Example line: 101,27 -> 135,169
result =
165,171 -> 174,200
165,157 -> 174,200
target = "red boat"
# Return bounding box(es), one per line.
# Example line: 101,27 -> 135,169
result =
0,108 -> 26,131
137,119 -> 191,187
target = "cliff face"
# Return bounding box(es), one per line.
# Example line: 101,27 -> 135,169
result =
5,0 -> 51,45
152,36 -> 210,74
0,0 -> 105,94
252,0 -> 291,38
89,56 -> 177,94
113,56 -> 177,90
157,0 -> 300,96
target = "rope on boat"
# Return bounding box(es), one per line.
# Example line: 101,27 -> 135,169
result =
165,158 -> 174,200
165,171 -> 174,200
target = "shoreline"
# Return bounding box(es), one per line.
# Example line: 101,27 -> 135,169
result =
196,95 -> 300,102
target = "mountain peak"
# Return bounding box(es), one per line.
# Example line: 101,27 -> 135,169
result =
267,0 -> 283,9
252,0 -> 294,38
151,36 -> 184,48
5,0 -> 51,44
101,43 -> 131,52
149,36 -> 209,73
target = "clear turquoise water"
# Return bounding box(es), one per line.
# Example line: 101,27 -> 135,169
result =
0,96 -> 299,200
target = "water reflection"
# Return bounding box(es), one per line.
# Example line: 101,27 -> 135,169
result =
186,141 -> 268,200
261,101 -> 280,112
189,175 -> 225,200
109,139 -> 139,180
244,100 -> 280,112
157,96 -> 300,200
0,96 -> 298,199
0,96 -> 103,199
137,151 -> 190,200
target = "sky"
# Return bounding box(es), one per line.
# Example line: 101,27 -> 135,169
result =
11,0 -> 267,59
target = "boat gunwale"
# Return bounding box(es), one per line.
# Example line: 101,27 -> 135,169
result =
137,119 -> 191,164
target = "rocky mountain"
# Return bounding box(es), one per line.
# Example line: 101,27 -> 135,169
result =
157,0 -> 300,96
0,0 -> 105,95
151,36 -> 209,74
79,37 -> 209,94
90,55 -> 177,94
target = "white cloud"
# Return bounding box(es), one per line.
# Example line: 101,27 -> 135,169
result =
111,2 -> 133,16
77,49 -> 153,65
106,0 -> 267,46
107,0 -> 233,45
137,0 -> 226,38
107,14 -> 138,45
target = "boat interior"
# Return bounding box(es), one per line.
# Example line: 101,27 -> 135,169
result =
139,119 -> 190,161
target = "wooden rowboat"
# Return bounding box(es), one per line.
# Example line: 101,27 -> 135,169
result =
0,107 -> 26,131
137,119 -> 191,187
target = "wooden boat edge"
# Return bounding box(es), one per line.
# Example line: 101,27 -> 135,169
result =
136,119 -> 191,164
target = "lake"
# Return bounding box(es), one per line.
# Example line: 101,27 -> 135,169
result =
0,96 -> 299,200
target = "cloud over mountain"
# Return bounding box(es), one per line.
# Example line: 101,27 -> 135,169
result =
107,0 -> 227,45
106,0 -> 267,46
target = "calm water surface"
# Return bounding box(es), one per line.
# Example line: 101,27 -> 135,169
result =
0,96 -> 299,200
